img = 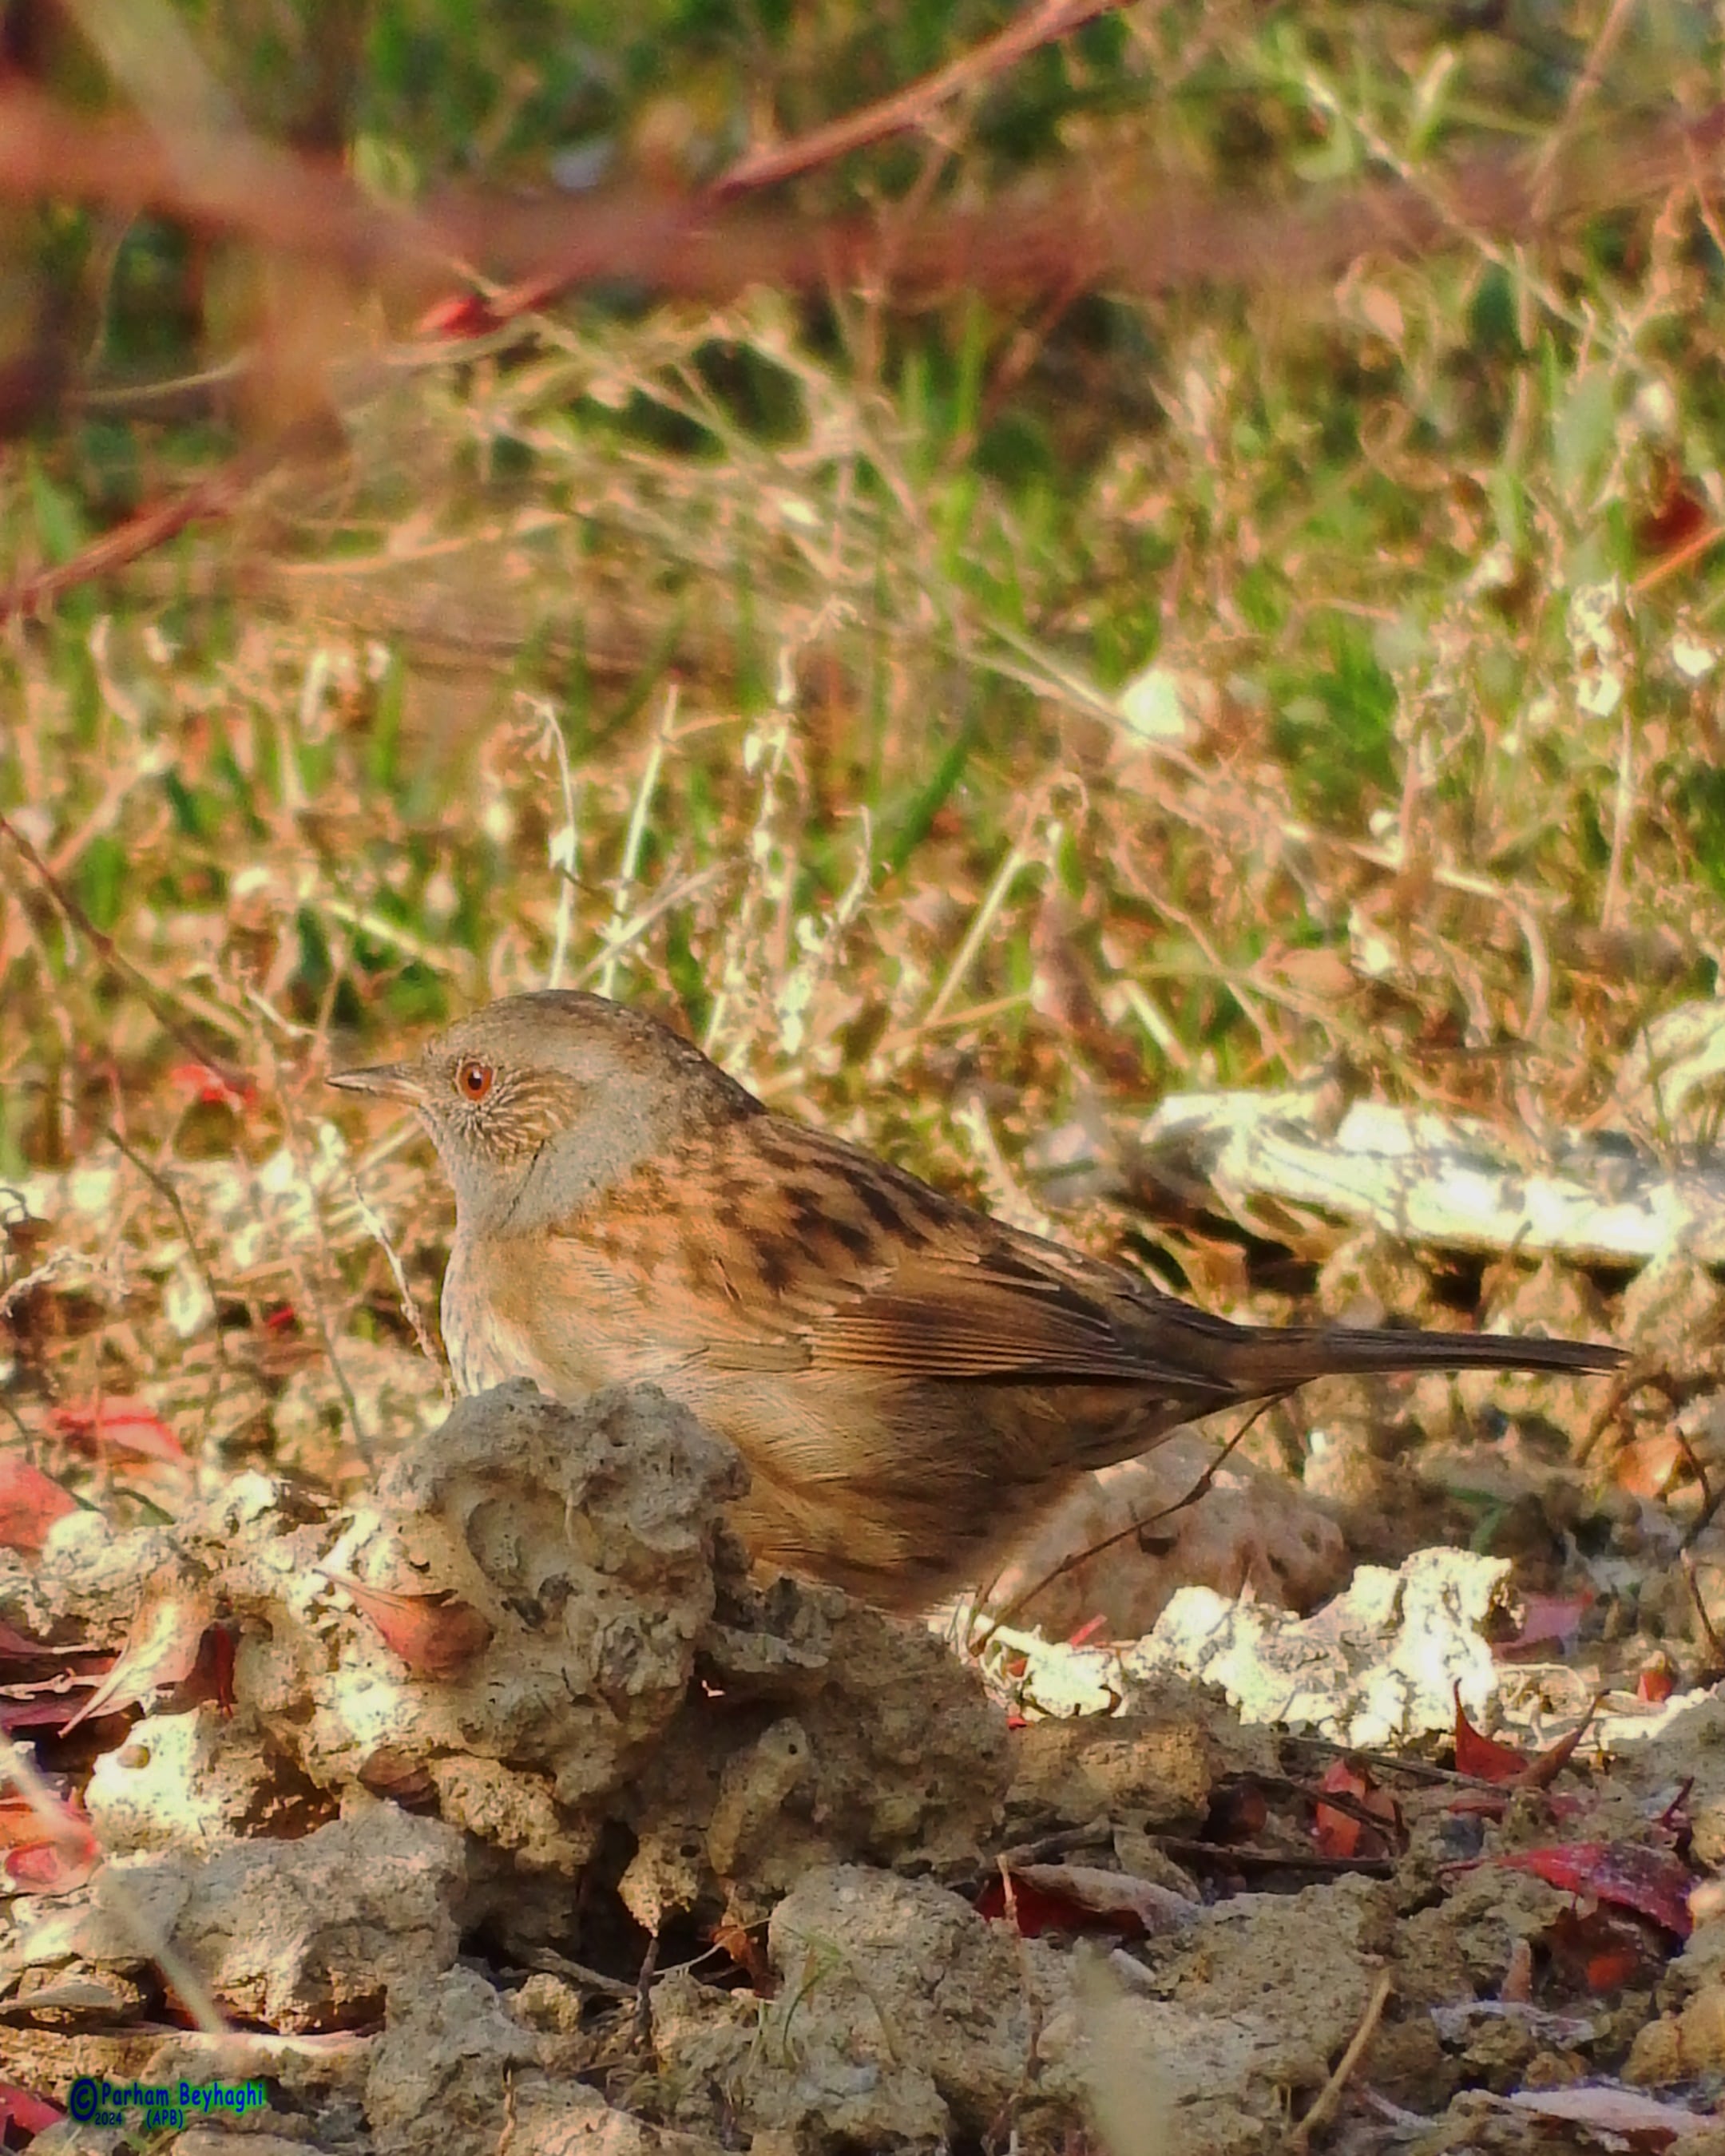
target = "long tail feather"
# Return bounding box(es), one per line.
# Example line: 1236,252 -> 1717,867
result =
1230,1325 -> 1624,1395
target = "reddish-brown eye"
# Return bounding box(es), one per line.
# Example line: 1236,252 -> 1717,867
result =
455,1058 -> 494,1103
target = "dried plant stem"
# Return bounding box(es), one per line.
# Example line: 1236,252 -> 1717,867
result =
1283,1968 -> 1394,2152
597,692 -> 675,1004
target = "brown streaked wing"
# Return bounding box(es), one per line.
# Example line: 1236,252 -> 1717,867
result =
797,1248 -> 1224,1386
559,1112 -> 1232,1391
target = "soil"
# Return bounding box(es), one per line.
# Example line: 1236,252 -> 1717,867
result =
1,1341 -> 1722,2155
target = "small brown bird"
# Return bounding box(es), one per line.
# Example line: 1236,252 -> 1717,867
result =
331,992 -> 1623,1612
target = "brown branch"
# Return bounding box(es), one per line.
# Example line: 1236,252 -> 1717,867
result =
0,434 -> 285,624
1,82 -> 1722,310
710,0 -> 1128,199
437,0 -> 1121,331
0,86 -> 449,290
4,80 -> 1724,620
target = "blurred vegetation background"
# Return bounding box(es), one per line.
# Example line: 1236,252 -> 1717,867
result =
2,0 -> 1723,1467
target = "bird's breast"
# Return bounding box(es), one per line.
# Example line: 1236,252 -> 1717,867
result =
442,1226 -> 690,1399
441,1235 -> 561,1397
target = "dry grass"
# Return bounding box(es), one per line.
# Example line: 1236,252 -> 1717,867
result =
2,0 -> 1723,1498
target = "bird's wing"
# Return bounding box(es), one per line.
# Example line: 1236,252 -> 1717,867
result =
654,1120 -> 1228,1390
789,1246 -> 1174,1381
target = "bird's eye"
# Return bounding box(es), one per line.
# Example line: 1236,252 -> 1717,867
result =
454,1057 -> 494,1103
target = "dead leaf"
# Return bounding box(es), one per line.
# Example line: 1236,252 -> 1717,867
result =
979,1862 -> 1196,1940
1494,1841 -> 1696,1939
50,1395 -> 187,1464
326,1572 -> 494,1678
0,1456 -> 78,1552
62,1563 -> 213,1731
1509,2081 -> 1715,2138
1312,1758 -> 1400,1860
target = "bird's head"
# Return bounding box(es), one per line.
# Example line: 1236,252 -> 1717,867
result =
329,989 -> 755,1232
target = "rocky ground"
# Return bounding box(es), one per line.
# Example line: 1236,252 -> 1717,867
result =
1,1357 -> 1722,2155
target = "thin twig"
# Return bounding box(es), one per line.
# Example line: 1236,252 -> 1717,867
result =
273,1080 -> 371,1470
0,427 -> 308,624
597,689 -> 675,1005
982,1855 -> 1049,2156
0,1249 -> 83,1325
1528,0 -> 1640,223
1284,1967 -> 1394,2151
974,1402 -> 1275,1645
0,814 -> 252,1092
1152,1837 -> 1395,1878
103,1126 -> 230,1456
1680,1553 -> 1725,1681
1279,1734 -> 1567,1797
523,1948 -> 640,2003
1,80 -> 1722,302
537,698 -> 583,991
712,0 -> 1127,198
343,1176 -> 449,1399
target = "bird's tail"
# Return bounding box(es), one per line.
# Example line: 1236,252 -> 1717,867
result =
1227,1324 -> 1624,1397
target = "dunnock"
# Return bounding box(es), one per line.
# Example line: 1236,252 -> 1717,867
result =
331,992 -> 1622,1611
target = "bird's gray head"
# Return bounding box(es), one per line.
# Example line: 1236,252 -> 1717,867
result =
329,990 -> 758,1235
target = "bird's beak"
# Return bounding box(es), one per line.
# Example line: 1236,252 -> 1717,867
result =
327,1060 -> 424,1103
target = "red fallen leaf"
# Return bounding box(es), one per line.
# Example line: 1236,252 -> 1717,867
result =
1541,1905 -> 1666,1997
50,1396 -> 187,1464
1635,462 -> 1712,561
980,1872 -> 1100,1937
1494,1591 -> 1592,1663
5,1829 -> 99,1894
0,1789 -> 99,1895
167,1060 -> 257,1112
1639,1659 -> 1675,1704
0,1456 -> 78,1553
0,1794 -> 58,1847
200,1622 -> 237,1714
1312,1759 -> 1400,1861
1494,1841 -> 1695,1938
63,1567 -> 213,1732
326,1573 -> 494,1678
1584,1940 -> 1644,1992
0,2082 -> 63,2133
1067,1615 -> 1108,1648
1453,1685 -> 1530,1782
978,1864 -> 1194,1940
414,291 -> 500,339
